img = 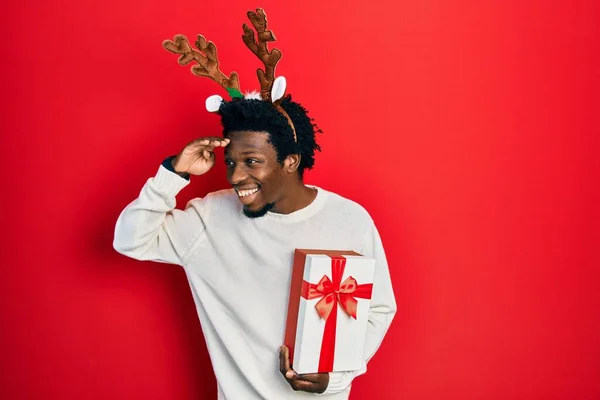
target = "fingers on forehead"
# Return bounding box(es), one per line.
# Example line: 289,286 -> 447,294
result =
211,139 -> 229,148
195,137 -> 226,143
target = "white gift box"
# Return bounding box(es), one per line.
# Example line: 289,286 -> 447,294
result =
284,249 -> 376,374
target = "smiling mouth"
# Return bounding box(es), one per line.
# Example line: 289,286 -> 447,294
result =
236,188 -> 259,198
234,187 -> 261,205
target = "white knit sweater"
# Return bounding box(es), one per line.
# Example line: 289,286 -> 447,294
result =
113,164 -> 396,399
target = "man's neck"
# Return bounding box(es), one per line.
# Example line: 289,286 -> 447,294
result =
271,183 -> 318,215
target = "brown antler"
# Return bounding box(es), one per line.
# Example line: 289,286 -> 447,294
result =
242,8 -> 282,101
162,34 -> 240,92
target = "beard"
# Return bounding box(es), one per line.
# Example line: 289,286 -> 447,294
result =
242,202 -> 275,219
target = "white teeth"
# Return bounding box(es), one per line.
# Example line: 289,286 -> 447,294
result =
237,188 -> 259,197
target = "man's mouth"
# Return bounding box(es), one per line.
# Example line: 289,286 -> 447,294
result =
236,188 -> 259,197
234,187 -> 260,205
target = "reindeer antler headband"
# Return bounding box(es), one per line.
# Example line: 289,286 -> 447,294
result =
162,8 -> 297,142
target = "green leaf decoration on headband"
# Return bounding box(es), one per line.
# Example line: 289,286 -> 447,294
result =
226,87 -> 244,99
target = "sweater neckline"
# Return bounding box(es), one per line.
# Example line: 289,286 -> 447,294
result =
262,185 -> 327,223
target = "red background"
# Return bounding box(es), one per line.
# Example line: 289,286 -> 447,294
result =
1,0 -> 599,399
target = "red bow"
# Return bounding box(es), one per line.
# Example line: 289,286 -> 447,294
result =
302,274 -> 373,320
301,256 -> 373,321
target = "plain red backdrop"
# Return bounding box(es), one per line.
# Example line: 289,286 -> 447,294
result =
1,0 -> 599,399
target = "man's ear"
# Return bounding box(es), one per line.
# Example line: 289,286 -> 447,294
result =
283,154 -> 301,173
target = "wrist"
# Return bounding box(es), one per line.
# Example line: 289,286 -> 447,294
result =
171,158 -> 188,176
162,156 -> 190,180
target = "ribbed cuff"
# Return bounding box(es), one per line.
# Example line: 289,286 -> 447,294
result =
318,370 -> 355,396
152,164 -> 191,198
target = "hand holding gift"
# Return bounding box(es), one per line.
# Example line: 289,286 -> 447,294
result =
279,345 -> 329,393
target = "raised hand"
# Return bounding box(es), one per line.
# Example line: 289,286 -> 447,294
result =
171,137 -> 230,176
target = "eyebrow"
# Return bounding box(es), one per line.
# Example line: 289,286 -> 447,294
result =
225,150 -> 263,157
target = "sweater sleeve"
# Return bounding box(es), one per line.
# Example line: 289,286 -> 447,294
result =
320,222 -> 397,395
112,163 -> 207,265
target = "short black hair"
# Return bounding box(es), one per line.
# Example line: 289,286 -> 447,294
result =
219,95 -> 322,178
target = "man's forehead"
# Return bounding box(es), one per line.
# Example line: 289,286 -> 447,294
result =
227,129 -> 269,140
225,130 -> 273,155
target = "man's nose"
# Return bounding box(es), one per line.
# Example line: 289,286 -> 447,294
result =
228,164 -> 248,185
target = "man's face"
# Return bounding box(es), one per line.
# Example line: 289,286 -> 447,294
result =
224,130 -> 286,218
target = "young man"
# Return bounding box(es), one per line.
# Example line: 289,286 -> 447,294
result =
114,9 -> 396,399
113,96 -> 396,398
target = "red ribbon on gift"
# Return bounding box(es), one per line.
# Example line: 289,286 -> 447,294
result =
300,256 -> 373,372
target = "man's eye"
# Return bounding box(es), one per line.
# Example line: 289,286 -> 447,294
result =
246,158 -> 259,164
224,159 -> 234,167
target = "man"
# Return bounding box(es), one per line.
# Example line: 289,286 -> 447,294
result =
114,9 -> 396,399
113,96 -> 395,398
